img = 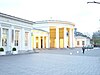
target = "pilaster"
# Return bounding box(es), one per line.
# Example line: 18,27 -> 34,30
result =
43,36 -> 44,48
56,27 -> 59,48
34,35 -> 36,49
69,28 -> 72,48
64,27 -> 67,48
38,36 -> 41,48
21,28 -> 25,50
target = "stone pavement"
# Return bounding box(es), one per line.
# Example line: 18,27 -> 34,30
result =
0,48 -> 100,75
38,47 -> 100,57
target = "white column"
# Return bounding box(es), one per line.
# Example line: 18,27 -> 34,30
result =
56,27 -> 59,48
48,33 -> 50,48
13,30 -> 15,47
18,30 -> 21,51
72,29 -> 75,47
46,36 -> 49,48
38,36 -> 41,48
21,28 -> 25,50
34,35 -> 36,49
0,25 -> 2,47
43,36 -> 44,48
8,27 -> 12,51
11,26 -> 14,47
69,28 -> 72,48
29,30 -> 32,50
31,31 -> 33,50
64,27 -> 67,48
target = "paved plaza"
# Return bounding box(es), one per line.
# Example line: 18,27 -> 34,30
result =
0,48 -> 100,75
38,47 -> 100,57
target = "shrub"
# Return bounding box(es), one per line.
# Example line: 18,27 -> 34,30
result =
0,48 -> 4,52
12,47 -> 16,51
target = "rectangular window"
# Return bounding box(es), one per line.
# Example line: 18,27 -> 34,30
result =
2,28 -> 8,46
77,41 -> 79,45
82,41 -> 85,45
25,32 -> 29,46
15,30 -> 19,46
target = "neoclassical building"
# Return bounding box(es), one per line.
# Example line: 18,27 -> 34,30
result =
74,31 -> 91,47
32,20 -> 75,48
0,12 -> 76,55
0,12 -> 33,55
75,35 -> 91,47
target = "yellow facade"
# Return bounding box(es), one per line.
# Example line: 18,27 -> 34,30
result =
44,37 -> 46,48
50,27 -> 56,48
32,30 -> 48,49
59,28 -> 64,48
49,27 -> 74,48
36,37 -> 39,48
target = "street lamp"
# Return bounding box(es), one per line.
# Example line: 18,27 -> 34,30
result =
87,1 -> 100,4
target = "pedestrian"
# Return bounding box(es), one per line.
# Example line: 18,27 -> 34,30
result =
82,46 -> 85,54
33,48 -> 36,52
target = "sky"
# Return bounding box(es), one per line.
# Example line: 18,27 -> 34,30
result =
0,0 -> 100,36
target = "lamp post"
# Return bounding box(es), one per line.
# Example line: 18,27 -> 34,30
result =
87,1 -> 100,4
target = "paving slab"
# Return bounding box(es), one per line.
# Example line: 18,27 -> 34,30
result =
0,52 -> 100,75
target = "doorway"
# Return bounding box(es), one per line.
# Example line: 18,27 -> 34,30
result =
41,37 -> 43,48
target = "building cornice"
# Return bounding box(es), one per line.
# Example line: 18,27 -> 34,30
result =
0,12 -> 34,25
34,20 -> 75,26
33,28 -> 49,33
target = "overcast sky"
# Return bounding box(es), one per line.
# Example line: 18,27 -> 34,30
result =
0,0 -> 100,36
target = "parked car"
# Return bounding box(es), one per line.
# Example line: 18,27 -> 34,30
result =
84,45 -> 94,49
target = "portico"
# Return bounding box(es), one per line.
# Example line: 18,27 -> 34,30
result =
50,27 -> 74,48
33,20 -> 75,48
32,29 -> 49,49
